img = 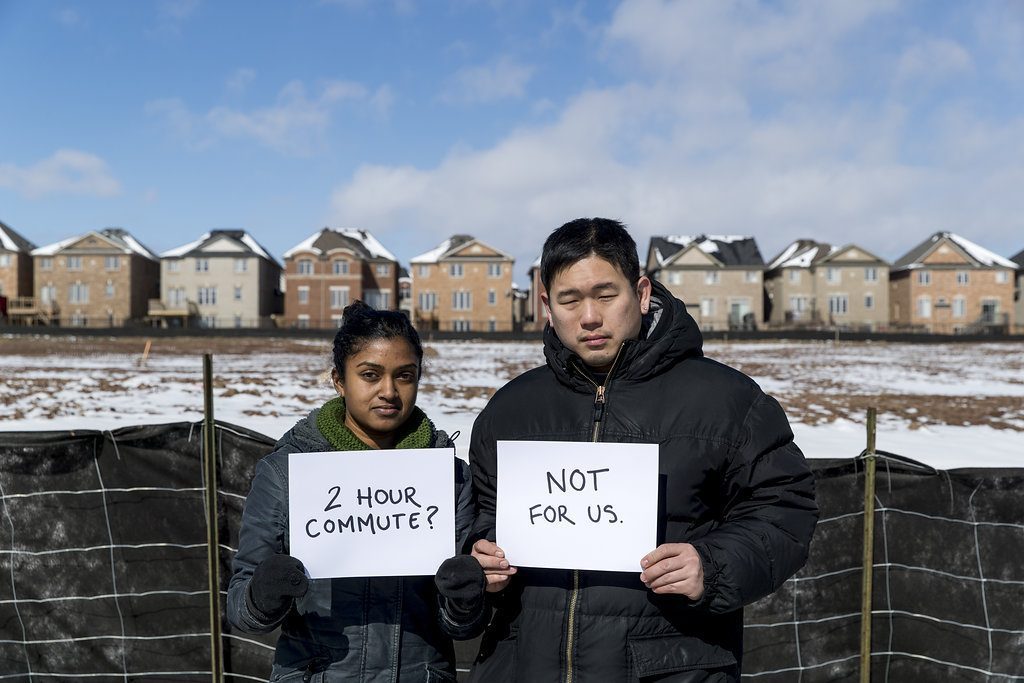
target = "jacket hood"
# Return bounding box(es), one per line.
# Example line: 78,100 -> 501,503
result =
543,278 -> 704,391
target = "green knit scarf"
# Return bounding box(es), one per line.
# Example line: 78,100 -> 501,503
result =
316,396 -> 434,451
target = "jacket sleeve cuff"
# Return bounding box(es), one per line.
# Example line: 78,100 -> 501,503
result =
438,594 -> 489,640
688,542 -> 721,610
244,582 -> 291,629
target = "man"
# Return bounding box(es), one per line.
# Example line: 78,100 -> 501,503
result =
467,218 -> 818,682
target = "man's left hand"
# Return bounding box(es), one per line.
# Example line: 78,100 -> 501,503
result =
639,543 -> 705,599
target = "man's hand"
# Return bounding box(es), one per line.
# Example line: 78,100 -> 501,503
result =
471,539 -> 517,593
639,543 -> 705,600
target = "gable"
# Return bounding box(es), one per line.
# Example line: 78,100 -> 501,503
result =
201,236 -> 246,253
825,245 -> 884,264
922,240 -> 972,266
673,246 -> 720,266
64,233 -> 124,253
448,241 -> 504,259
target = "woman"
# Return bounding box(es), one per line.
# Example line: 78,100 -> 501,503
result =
227,302 -> 485,682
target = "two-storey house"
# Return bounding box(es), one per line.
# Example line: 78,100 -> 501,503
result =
411,235 -> 515,332
153,229 -> 282,328
30,228 -> 159,327
764,239 -> 890,330
890,232 -> 1016,334
645,235 -> 764,330
0,221 -> 36,321
282,228 -> 399,328
1012,248 -> 1024,335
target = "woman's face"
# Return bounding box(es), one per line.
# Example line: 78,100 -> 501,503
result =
332,337 -> 420,449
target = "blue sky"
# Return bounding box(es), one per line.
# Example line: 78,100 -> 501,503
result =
2,0 -> 1023,283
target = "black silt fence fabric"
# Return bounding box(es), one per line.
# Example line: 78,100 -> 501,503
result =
1,428 -> 1022,681
743,456 -> 1024,681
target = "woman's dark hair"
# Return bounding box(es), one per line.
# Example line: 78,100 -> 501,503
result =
540,217 -> 640,291
332,301 -> 423,377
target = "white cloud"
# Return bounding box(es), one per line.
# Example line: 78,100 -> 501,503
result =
148,78 -> 386,156
895,38 -> 973,86
226,68 -> 257,96
0,150 -> 122,199
442,57 -> 535,104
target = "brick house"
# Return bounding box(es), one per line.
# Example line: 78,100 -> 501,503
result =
0,221 -> 36,319
890,232 -> 1016,334
30,228 -> 160,327
524,256 -> 545,332
282,228 -> 399,329
153,229 -> 282,328
645,235 -> 765,330
1012,248 -> 1024,335
411,235 -> 515,333
764,240 -> 890,330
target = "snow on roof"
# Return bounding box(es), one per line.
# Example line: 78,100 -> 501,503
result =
946,233 -> 1016,268
240,233 -> 273,261
767,242 -> 802,270
161,233 -> 211,258
31,236 -> 79,256
119,233 -> 158,260
282,230 -> 325,259
411,238 -> 454,264
0,229 -> 17,251
339,228 -> 397,261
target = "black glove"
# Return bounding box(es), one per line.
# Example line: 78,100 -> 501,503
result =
435,555 -> 486,618
247,554 -> 309,622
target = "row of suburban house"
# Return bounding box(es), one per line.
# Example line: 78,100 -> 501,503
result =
1,220 -> 1022,335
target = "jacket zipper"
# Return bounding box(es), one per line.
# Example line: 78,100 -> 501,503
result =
564,345 -> 625,683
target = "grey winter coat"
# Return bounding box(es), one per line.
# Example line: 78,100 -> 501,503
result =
227,406 -> 477,683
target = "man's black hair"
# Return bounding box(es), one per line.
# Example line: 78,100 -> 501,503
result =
540,218 -> 640,291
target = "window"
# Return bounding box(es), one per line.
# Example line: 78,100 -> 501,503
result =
235,258 -> 248,273
449,263 -> 464,277
745,270 -> 759,283
828,295 -> 849,315
789,296 -> 808,315
953,297 -> 966,318
70,313 -> 88,327
364,290 -> 390,309
376,264 -> 390,276
452,290 -> 472,310
788,269 -> 801,283
297,314 -> 310,329
452,319 -> 471,332
105,255 -> 120,271
826,268 -> 840,284
917,295 -> 932,318
231,314 -> 241,328
864,267 -> 878,282
167,259 -> 180,272
234,286 -> 243,302
169,287 -> 186,307
864,294 -> 874,310
488,289 -> 497,305
67,256 -> 83,271
198,287 -> 217,305
956,271 -> 969,285
333,260 -> 349,275
0,254 -> 10,267
105,280 -> 115,299
202,316 -> 217,329
69,282 -> 89,304
917,270 -> 931,285
488,319 -> 497,332
40,257 -> 53,271
419,292 -> 437,311
297,286 -> 310,305
488,263 -> 502,277
704,271 -> 720,285
331,314 -> 344,327
40,285 -> 56,304
329,286 -> 350,309
418,265 -> 430,278
195,258 -> 210,272
700,298 -> 715,317
666,271 -> 682,286
297,259 -> 314,275
995,270 -> 1009,284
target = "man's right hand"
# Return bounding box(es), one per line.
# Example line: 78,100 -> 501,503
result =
471,539 -> 517,593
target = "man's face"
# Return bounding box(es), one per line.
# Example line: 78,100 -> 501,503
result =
541,255 -> 651,372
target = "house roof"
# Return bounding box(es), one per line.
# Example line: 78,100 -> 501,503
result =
161,229 -> 279,265
766,239 -> 839,270
283,227 -> 397,261
0,220 -> 37,253
1010,248 -> 1024,269
893,231 -> 1016,270
651,235 -> 764,268
410,234 -> 511,264
32,228 -> 158,261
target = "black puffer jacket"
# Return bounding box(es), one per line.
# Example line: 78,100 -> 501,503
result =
467,280 -> 818,682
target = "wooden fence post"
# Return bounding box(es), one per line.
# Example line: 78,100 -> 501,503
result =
203,354 -> 223,682
859,407 -> 877,683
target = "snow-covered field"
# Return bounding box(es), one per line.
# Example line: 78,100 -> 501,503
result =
1,335 -> 1021,469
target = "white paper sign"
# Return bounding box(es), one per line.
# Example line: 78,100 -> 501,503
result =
496,440 -> 659,572
288,449 -> 455,578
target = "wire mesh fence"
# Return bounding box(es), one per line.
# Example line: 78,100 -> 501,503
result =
0,426 -> 1021,680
